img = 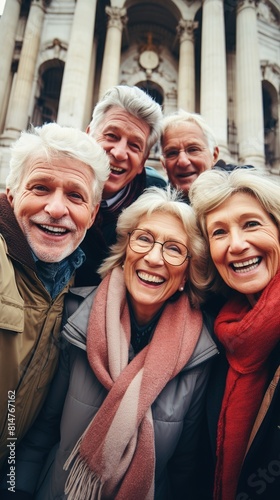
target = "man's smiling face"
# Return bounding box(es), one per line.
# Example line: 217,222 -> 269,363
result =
161,121 -> 219,196
91,106 -> 150,200
7,156 -> 98,262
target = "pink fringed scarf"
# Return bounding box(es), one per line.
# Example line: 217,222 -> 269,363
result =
64,266 -> 202,499
214,271 -> 280,500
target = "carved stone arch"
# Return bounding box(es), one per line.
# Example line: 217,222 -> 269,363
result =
136,80 -> 163,105
38,38 -> 68,67
261,61 -> 280,92
124,0 -> 184,22
30,38 -> 68,126
257,0 -> 280,25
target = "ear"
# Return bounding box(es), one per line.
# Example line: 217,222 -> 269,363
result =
136,157 -> 147,175
181,267 -> 189,288
6,188 -> 14,208
88,203 -> 100,229
212,146 -> 220,165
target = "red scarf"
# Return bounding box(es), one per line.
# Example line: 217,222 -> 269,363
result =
64,266 -> 202,499
214,271 -> 280,500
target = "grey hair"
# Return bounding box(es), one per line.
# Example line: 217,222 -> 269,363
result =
87,85 -> 162,155
189,167 -> 280,295
6,123 -> 110,206
99,185 -> 210,308
160,109 -> 218,154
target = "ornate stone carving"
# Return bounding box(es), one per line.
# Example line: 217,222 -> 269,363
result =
257,1 -> 278,26
176,19 -> 199,43
105,6 -> 128,30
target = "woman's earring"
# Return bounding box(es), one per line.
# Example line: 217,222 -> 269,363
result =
179,285 -> 184,292
121,263 -> 124,270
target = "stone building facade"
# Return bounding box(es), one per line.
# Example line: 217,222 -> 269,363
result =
0,0 -> 279,188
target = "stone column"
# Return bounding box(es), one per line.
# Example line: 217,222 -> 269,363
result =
0,0 -> 44,143
98,6 -> 127,99
57,0 -> 97,129
200,0 -> 228,157
176,19 -> 198,112
0,0 -> 22,133
236,0 -> 265,168
84,38 -> 98,129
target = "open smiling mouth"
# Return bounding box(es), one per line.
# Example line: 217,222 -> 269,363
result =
38,224 -> 69,236
231,257 -> 261,273
137,271 -> 165,285
177,172 -> 195,178
110,166 -> 125,175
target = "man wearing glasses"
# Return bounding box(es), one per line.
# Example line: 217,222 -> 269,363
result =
160,109 -> 219,202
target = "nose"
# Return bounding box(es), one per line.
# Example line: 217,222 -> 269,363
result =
144,242 -> 164,265
110,138 -> 128,161
177,150 -> 191,167
44,191 -> 69,219
229,228 -> 249,254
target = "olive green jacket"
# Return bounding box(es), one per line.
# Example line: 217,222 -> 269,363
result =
0,195 -> 73,470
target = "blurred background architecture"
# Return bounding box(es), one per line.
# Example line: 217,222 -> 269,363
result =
0,0 -> 279,188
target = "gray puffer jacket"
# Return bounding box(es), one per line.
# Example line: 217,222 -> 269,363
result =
9,287 -> 219,500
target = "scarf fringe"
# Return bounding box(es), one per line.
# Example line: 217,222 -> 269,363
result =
64,453 -> 103,500
63,433 -> 83,471
64,267 -> 202,498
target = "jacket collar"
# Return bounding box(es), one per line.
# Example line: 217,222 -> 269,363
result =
0,194 -> 36,270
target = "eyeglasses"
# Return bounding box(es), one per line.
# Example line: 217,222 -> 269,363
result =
162,146 -> 206,162
128,229 -> 191,266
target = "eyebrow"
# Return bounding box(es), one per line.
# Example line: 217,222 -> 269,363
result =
207,211 -> 267,231
140,227 -> 188,245
165,138 -> 205,147
206,220 -> 224,233
102,125 -> 145,148
27,175 -> 91,199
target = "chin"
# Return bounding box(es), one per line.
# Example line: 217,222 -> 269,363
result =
34,247 -> 74,262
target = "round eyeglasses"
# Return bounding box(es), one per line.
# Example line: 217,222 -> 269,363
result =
162,146 -> 207,162
128,229 -> 191,266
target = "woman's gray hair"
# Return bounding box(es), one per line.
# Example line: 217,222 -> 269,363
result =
160,109 -> 218,154
6,123 -> 110,206
189,167 -> 280,295
99,185 -> 210,308
88,85 -> 162,155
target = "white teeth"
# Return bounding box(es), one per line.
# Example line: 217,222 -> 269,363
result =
40,225 -> 67,233
232,257 -> 260,273
110,166 -> 124,173
233,258 -> 259,268
137,271 -> 164,284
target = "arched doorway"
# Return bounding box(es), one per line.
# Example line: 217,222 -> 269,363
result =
32,60 -> 64,126
263,81 -> 279,168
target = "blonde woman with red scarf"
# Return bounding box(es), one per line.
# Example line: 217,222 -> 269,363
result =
1,186 -> 218,500
189,166 -> 280,500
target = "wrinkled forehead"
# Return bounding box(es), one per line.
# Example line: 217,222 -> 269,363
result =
162,121 -> 206,145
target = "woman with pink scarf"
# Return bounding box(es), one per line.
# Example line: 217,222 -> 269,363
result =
2,187 -> 217,499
